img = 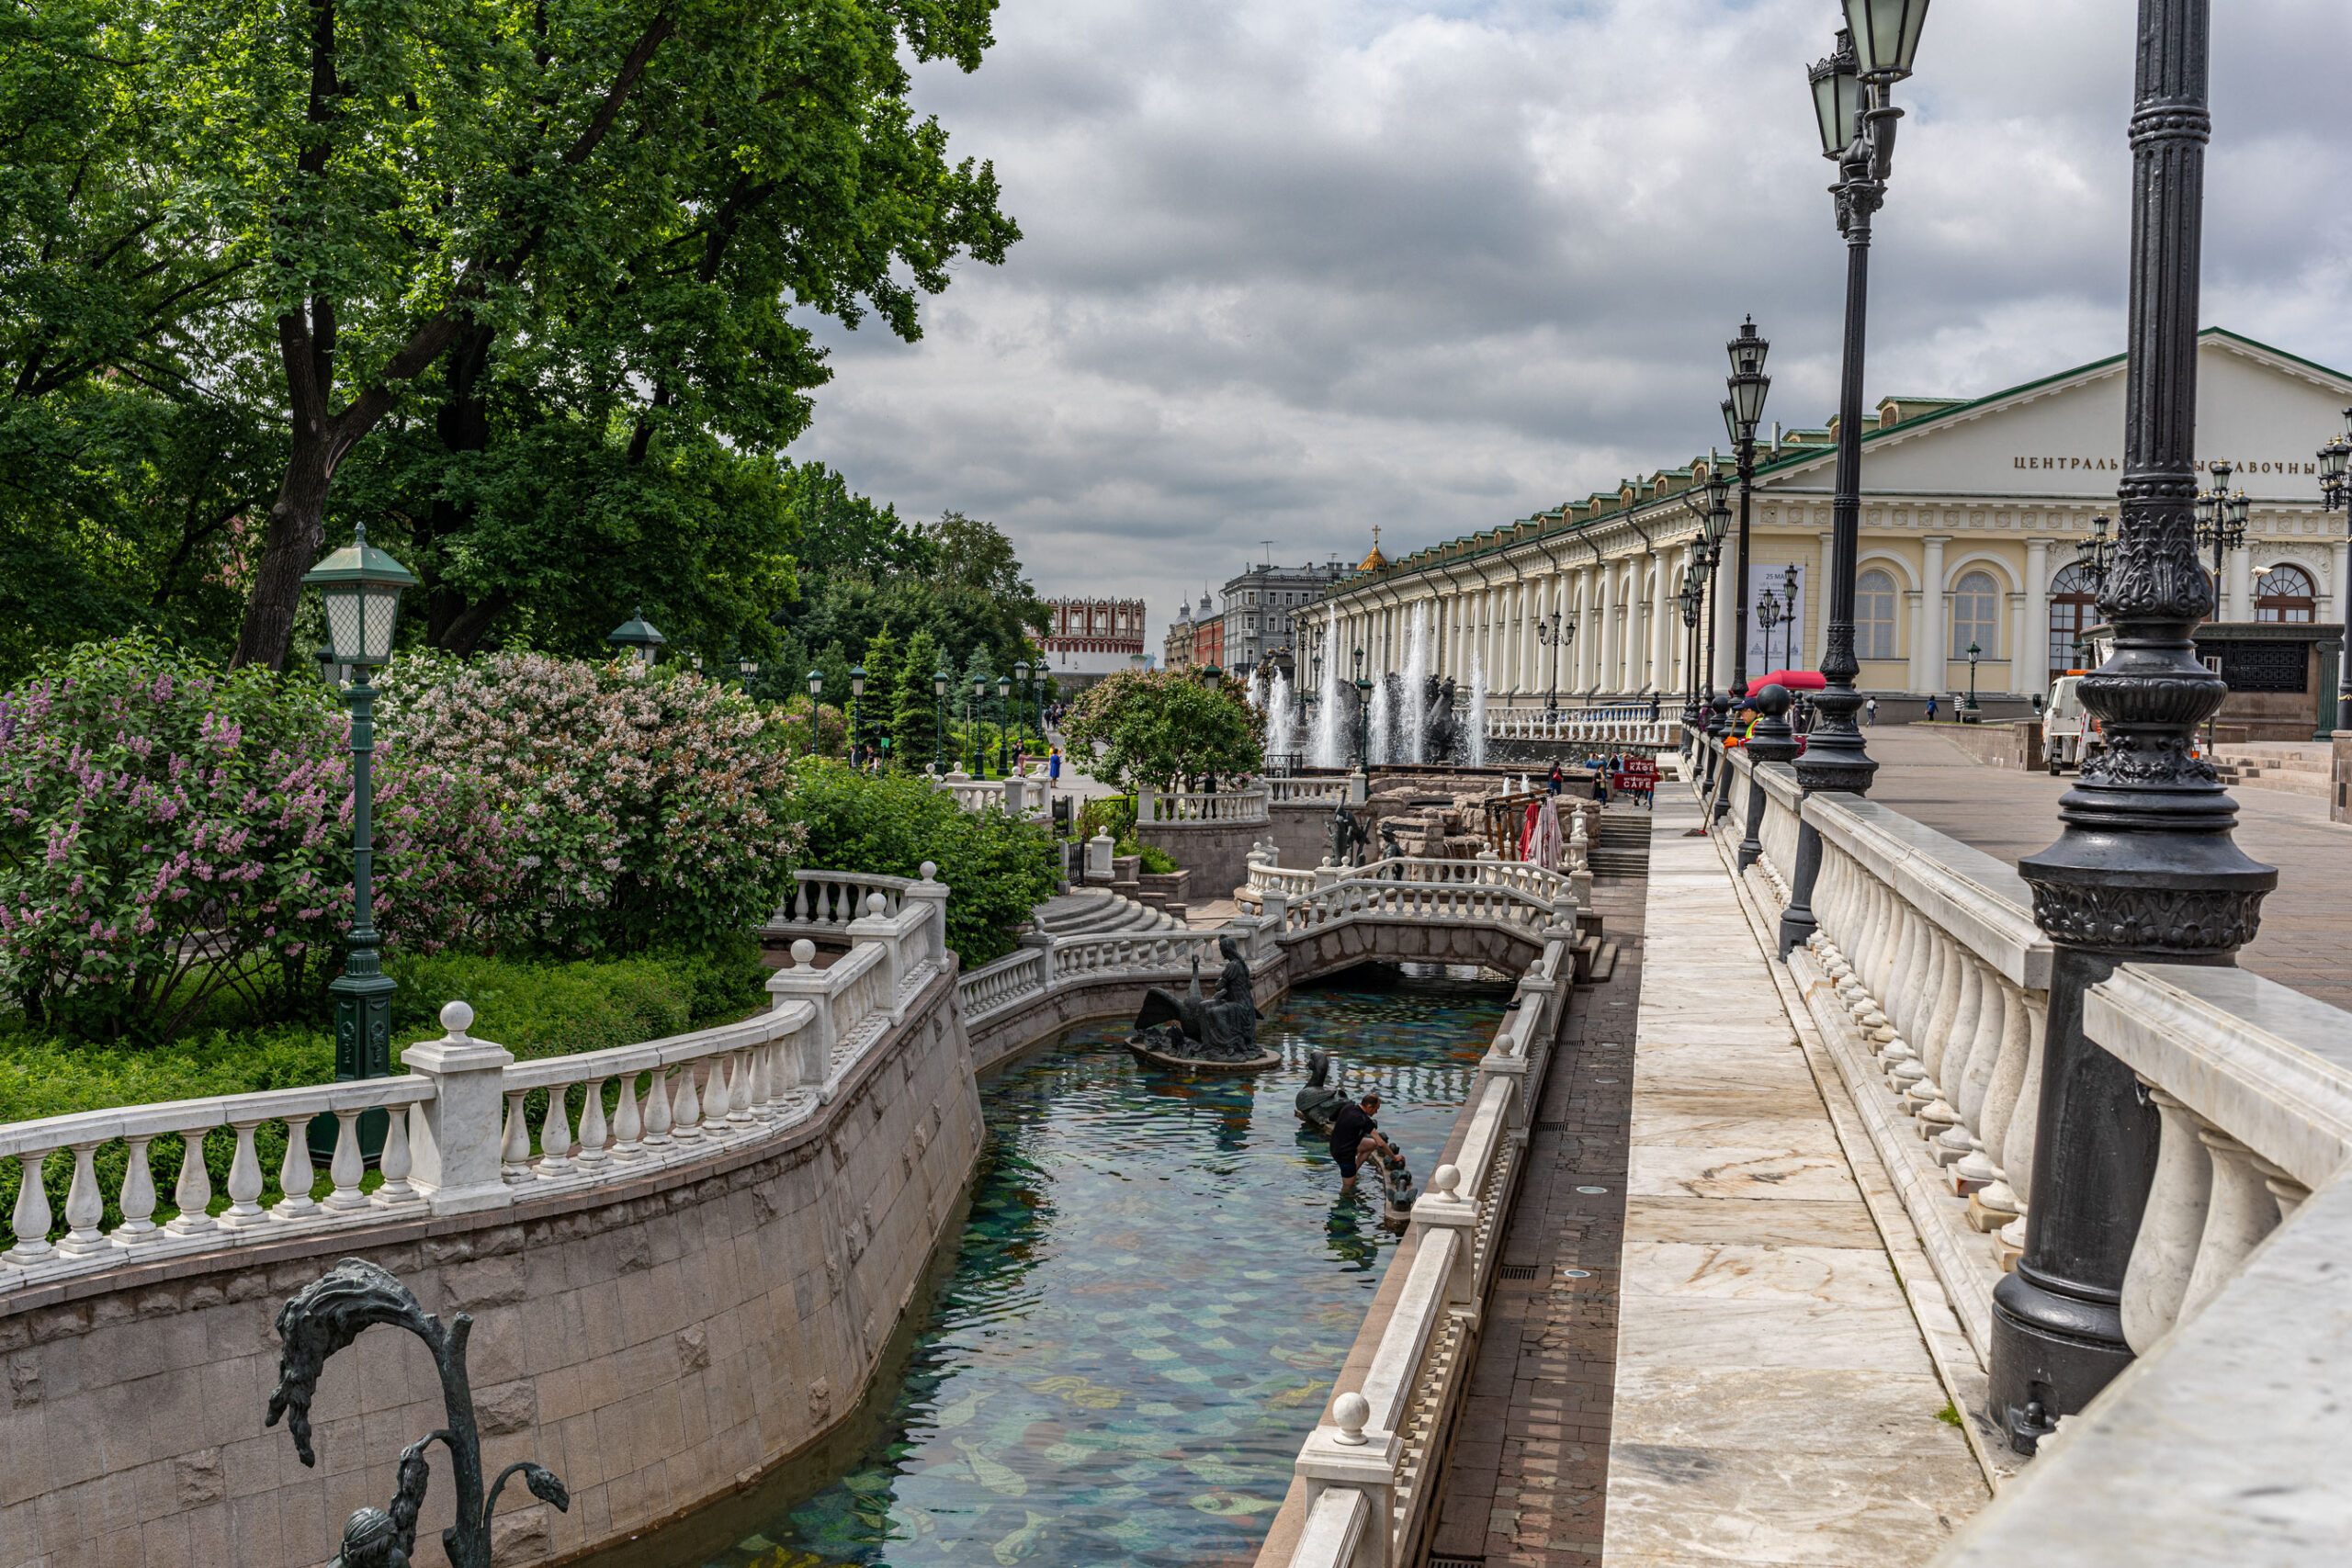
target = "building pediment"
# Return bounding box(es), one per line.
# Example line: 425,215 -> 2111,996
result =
1754,329 -> 2351,505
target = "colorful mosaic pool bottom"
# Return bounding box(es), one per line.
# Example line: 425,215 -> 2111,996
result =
704,975 -> 1509,1568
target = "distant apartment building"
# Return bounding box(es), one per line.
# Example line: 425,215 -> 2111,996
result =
1043,596 -> 1148,689
1222,560 -> 1354,671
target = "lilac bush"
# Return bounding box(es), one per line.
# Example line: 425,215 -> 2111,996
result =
374,651 -> 805,956
0,637 -> 506,1040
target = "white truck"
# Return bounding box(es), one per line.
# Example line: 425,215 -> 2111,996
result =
2042,675 -> 2100,773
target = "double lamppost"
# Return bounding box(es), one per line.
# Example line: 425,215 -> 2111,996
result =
1534,610 -> 1576,719
1994,0 -> 2277,1453
301,525 -> 419,1153
2193,461 -> 2247,610
1776,7 -> 1928,956
2318,412 -> 2351,733
1724,319 -> 1773,706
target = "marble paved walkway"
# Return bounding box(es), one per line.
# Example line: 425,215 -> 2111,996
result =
1599,793 -> 1988,1567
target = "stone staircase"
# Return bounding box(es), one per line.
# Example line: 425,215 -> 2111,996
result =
1589,807 -> 1654,877
2212,741 -> 2333,802
1031,888 -> 1188,937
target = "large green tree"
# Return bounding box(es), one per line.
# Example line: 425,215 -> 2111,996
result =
1060,669 -> 1264,793
13,0 -> 1015,670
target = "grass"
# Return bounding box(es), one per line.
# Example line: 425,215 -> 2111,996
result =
1937,1402 -> 1963,1427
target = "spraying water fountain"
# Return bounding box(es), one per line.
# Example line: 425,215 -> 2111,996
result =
1267,670 -> 1295,762
1400,604 -> 1430,763
1467,655 -> 1487,767
1311,649 -> 1346,767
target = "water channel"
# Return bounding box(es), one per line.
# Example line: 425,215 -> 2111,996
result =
605,974 -> 1509,1568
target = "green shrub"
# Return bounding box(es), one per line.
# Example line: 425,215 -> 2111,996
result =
1113,837 -> 1181,874
792,760 -> 1057,964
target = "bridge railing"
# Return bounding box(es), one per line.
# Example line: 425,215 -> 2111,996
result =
1341,854 -> 1574,903
765,868 -> 913,940
1935,962 -> 2352,1562
1265,776 -> 1352,806
1280,931 -> 1572,1568
1139,786 -> 1271,824
1279,872 -> 1569,938
0,872 -> 952,1288
1486,709 -> 1674,746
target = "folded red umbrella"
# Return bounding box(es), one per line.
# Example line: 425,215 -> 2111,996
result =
1752,669 -> 1826,691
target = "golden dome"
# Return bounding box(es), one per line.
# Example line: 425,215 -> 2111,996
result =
1359,526 -> 1388,572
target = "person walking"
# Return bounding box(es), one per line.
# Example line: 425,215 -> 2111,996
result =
1546,761 -> 1564,795
1925,694 -> 1939,723
1865,695 -> 1878,727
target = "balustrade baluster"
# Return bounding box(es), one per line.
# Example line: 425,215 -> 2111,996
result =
376,1106 -> 419,1205
1950,967 -> 2010,1173
577,1077 -> 612,1162
2252,1156 -> 2310,1222
501,1090 -> 533,1180
2177,1125 -> 2279,1324
164,1130 -> 214,1236
613,1070 -> 647,1156
53,1143 -> 107,1256
116,1136 -> 160,1243
321,1111 -> 369,1210
276,1120 -> 320,1220
219,1121 -> 268,1226
537,1084 -> 574,1176
1962,983 -> 2029,1203
673,1061 -> 705,1139
5,1150 -> 54,1262
2118,1085 -> 2212,1353
1921,956 -> 1983,1147
729,1048 -> 758,1127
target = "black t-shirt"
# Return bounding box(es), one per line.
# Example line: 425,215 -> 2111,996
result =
1329,1103 -> 1377,1160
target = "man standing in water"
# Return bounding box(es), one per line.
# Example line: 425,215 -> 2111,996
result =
1329,1092 -> 1398,1194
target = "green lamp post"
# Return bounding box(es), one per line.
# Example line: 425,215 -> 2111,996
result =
1012,660 -> 1032,762
605,607 -> 666,667
300,523 -> 418,1158
968,674 -> 986,777
996,672 -> 1012,773
933,666 -> 950,773
850,664 -> 867,767
1963,640 -> 1982,716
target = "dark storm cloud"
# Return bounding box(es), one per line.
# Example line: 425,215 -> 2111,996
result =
791,0 -> 2352,611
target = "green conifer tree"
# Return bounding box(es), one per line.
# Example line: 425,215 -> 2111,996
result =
895,628 -> 943,772
858,623 -> 900,764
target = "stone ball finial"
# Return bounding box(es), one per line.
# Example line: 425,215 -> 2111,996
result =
1331,1391 -> 1372,1445
919,860 -> 938,882
866,892 -> 888,917
1432,1164 -> 1462,1199
439,999 -> 475,1037
791,939 -> 816,969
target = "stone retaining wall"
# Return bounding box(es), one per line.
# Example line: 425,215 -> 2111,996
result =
0,969 -> 982,1568
1921,717 -> 2044,771
1135,818 -> 1259,903
967,959 -> 1290,1076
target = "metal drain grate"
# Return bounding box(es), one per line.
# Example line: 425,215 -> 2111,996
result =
1498,1263 -> 1540,1280
1534,1120 -> 1566,1132
1430,1556 -> 1487,1568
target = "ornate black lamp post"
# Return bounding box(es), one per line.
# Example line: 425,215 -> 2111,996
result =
1781,562 -> 1801,672
1014,660 -> 1034,764
1992,0 -> 2277,1454
1352,647 -> 1371,768
2193,461 -> 2247,614
1535,610 -> 1575,719
2076,513 -> 2114,584
1962,640 -> 1982,715
1724,319 -> 1773,702
1755,585 -> 1784,680
1777,6 -> 1928,954
301,525 -> 417,1154
1679,569 -> 1705,748
2318,413 -> 2351,734
1700,470 -> 1734,804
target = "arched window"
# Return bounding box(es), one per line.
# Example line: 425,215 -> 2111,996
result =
2048,562 -> 2099,682
1857,570 -> 1896,660
1951,570 -> 2000,658
2256,564 -> 2315,624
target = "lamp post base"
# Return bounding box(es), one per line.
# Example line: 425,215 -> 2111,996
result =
311,968 -> 398,1162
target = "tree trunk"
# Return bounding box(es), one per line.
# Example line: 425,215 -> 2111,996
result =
230,430 -> 334,671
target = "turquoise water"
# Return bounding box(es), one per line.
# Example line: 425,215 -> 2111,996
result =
703,976 -> 1508,1568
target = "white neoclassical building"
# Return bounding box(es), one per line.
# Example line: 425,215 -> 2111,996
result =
1312,329 -> 2351,709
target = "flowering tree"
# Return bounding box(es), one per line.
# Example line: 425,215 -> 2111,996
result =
0,637 -> 504,1040
376,652 -> 803,956
1060,669 -> 1263,794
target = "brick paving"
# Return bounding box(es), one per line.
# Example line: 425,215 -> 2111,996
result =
1860,726 -> 2352,1011
1426,874 -> 1645,1567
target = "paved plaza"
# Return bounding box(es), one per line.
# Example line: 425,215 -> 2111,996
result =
1858,726 -> 2352,1011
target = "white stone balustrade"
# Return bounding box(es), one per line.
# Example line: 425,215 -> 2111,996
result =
1281,871 -> 1568,939
1938,962 -> 2352,1565
1,874 -> 950,1291
1265,776 -> 1351,806
1277,932 -> 1573,1568
766,868 -> 911,937
1485,707 -> 1673,746
1340,854 -> 1576,904
1137,786 -> 1271,824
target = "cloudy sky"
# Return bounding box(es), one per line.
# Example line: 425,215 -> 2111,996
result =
790,0 -> 2352,616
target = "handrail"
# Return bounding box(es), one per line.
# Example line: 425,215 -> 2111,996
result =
1,868 -> 952,1289
1139,787 -> 1272,825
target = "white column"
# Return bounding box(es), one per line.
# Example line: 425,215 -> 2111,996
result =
1650,556 -> 1672,694
2332,538 -> 2350,637
2019,537 -> 2052,693
1711,558 -> 1735,695
2226,540 -> 2254,622
1917,535 -> 1949,697
1595,570 -> 1616,695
